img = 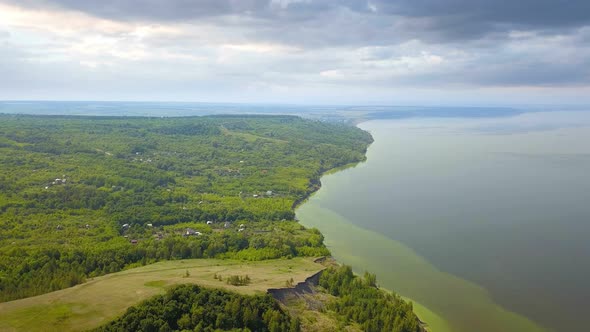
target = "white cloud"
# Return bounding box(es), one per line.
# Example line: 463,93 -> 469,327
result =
0,1 -> 589,104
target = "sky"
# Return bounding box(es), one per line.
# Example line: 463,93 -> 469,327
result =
1,0 -> 590,105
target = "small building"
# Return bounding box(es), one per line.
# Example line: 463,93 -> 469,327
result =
130,239 -> 138,244
146,223 -> 153,227
206,221 -> 213,225
253,194 -> 259,198
185,228 -> 201,236
266,190 -> 273,196
122,223 -> 129,229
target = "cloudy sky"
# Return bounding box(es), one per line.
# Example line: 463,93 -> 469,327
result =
1,0 -> 589,105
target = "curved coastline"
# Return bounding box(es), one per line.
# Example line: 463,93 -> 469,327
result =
291,123 -> 449,331
295,121 -> 547,332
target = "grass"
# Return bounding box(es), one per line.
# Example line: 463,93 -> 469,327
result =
0,257 -> 324,332
219,125 -> 288,144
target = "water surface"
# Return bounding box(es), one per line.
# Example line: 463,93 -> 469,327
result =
298,111 -> 590,331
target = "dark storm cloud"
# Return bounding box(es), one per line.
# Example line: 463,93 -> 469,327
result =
372,0 -> 590,42
2,0 -> 348,22
374,0 -> 590,28
5,0 -> 270,21
1,0 -> 589,100
5,0 -> 590,44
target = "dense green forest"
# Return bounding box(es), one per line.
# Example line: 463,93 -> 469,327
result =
0,114 -> 372,301
93,284 -> 298,332
318,265 -> 422,332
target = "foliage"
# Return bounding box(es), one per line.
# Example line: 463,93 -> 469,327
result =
93,284 -> 298,332
319,265 -> 422,332
226,275 -> 251,286
0,257 -> 322,332
0,114 -> 372,301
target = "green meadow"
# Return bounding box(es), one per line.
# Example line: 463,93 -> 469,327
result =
0,257 -> 323,332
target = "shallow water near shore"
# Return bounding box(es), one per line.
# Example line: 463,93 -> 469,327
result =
297,199 -> 544,332
297,110 -> 590,332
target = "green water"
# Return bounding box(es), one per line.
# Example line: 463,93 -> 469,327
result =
297,111 -> 590,332
297,199 -> 544,332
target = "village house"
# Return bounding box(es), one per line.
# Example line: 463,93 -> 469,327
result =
185,228 -> 201,236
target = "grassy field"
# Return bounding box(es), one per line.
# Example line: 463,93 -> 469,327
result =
0,257 -> 324,332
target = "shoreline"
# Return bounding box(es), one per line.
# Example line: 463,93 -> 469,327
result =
294,120 -> 547,332
295,185 -> 448,332
291,124 -> 445,331
292,121 -> 374,211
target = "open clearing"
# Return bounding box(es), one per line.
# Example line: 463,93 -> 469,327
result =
0,257 -> 324,332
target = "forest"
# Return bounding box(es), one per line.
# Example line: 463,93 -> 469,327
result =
319,265 -> 422,332
0,114 -> 372,301
93,284 -> 298,332
92,265 -> 423,332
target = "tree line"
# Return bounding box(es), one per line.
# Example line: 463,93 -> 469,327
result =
319,265 -> 423,332
93,284 -> 299,332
